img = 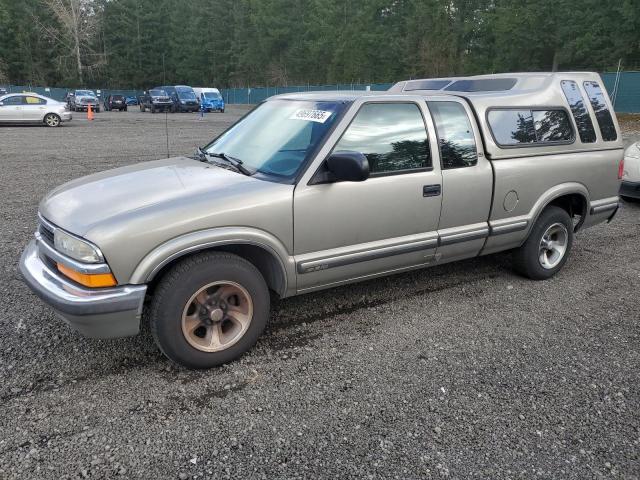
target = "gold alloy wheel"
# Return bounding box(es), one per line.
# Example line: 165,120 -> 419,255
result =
181,281 -> 253,352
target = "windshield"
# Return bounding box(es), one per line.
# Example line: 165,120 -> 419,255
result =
76,90 -> 95,97
112,95 -> 124,100
204,92 -> 222,100
205,100 -> 346,180
178,90 -> 196,100
150,89 -> 166,96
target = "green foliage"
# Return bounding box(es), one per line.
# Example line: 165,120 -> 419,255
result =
0,0 -> 638,88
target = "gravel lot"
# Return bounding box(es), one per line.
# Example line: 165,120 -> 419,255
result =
0,109 -> 639,480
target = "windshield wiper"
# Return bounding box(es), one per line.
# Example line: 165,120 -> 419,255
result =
196,147 -> 254,176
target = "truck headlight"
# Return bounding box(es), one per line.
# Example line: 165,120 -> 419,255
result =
54,229 -> 103,263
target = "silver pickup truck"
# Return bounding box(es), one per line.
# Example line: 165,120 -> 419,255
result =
19,72 -> 623,368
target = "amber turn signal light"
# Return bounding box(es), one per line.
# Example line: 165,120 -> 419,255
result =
57,263 -> 117,288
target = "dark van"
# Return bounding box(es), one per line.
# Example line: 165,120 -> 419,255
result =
157,85 -> 199,113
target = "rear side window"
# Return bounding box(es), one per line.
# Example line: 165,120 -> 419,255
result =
428,101 -> 478,169
334,103 -> 431,175
583,81 -> 617,141
25,96 -> 46,105
488,108 -> 573,147
560,80 -> 596,143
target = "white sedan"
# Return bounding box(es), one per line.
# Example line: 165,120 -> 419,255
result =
621,141 -> 640,200
0,93 -> 72,127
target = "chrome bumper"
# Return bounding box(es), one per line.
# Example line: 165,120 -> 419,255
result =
19,240 -> 147,338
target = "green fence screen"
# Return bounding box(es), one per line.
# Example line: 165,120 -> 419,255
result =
3,72 -> 640,112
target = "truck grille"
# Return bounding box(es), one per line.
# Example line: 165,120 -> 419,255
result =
38,220 -> 55,245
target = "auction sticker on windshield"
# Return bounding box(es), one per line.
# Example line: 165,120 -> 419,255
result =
289,109 -> 333,123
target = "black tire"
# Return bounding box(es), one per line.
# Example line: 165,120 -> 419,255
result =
149,252 -> 270,369
124,106 -> 128,112
512,206 -> 573,280
151,106 -> 156,113
140,104 -> 145,112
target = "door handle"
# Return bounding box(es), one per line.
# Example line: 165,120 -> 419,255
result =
423,184 -> 441,197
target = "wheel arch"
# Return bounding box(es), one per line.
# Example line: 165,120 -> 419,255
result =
528,183 -> 589,234
129,228 -> 295,298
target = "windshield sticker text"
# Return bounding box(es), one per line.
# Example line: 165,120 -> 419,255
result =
289,109 -> 333,123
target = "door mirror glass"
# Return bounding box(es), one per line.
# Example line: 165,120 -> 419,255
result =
326,151 -> 370,182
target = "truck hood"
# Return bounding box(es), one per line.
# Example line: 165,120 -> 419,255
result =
39,157 -> 286,237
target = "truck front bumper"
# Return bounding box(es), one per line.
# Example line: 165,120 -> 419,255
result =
19,240 -> 147,338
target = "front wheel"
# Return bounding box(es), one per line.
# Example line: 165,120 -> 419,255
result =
512,206 -> 573,280
149,252 -> 270,369
44,113 -> 61,127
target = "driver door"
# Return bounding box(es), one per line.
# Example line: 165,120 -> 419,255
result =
0,95 -> 25,122
293,100 -> 443,292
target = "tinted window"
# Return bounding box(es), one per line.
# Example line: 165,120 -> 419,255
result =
488,109 -> 573,146
404,79 -> 451,91
2,96 -> 24,106
445,78 -> 517,92
428,101 -> 477,169
334,103 -> 430,174
560,80 -> 596,143
583,81 -> 617,141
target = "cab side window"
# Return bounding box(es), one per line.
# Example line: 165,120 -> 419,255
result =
428,101 -> 478,169
333,103 -> 431,175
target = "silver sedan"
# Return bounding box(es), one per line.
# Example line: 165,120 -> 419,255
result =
0,93 -> 72,127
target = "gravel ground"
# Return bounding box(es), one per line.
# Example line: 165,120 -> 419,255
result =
0,110 -> 639,480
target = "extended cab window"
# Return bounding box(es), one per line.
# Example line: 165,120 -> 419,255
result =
488,108 -> 573,146
561,80 -> 596,143
334,103 -> 430,175
583,81 -> 617,141
428,101 -> 477,169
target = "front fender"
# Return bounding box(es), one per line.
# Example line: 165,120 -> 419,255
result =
129,227 -> 296,297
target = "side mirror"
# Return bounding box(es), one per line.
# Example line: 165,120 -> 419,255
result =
313,151 -> 369,183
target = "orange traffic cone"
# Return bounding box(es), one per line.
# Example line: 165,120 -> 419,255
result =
87,104 -> 94,121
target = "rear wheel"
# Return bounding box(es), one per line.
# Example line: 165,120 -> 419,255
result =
44,113 -> 61,127
140,104 -> 145,112
150,252 -> 270,369
513,206 -> 573,280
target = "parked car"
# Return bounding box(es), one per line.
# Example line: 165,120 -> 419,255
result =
68,89 -> 100,112
157,85 -> 199,112
139,88 -> 173,113
103,94 -> 127,112
621,141 -> 640,200
20,72 -> 623,368
0,87 -> 7,96
125,96 -> 139,106
194,87 -> 225,112
0,93 -> 71,127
